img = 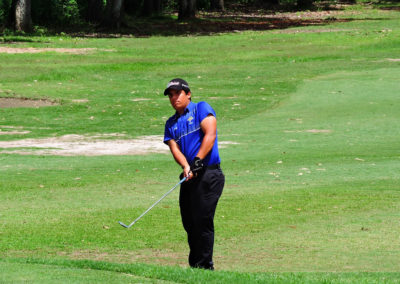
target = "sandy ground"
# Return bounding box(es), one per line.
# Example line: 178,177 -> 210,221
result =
0,97 -> 58,108
0,134 -> 168,156
283,129 -> 332,133
213,7 -> 359,21
71,99 -> 89,103
271,28 -> 357,34
0,130 -> 31,135
0,47 -> 114,54
0,125 -> 31,135
0,134 -> 238,156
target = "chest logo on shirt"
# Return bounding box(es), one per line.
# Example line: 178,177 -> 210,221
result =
187,116 -> 194,123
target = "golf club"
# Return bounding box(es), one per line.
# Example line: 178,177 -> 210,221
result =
118,176 -> 187,229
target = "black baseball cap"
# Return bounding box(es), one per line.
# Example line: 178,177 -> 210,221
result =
164,78 -> 190,95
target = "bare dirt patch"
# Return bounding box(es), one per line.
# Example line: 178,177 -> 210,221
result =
305,129 -> 331,133
0,134 -> 239,156
209,96 -> 238,100
0,134 -> 169,156
0,125 -> 31,135
219,141 -> 240,148
272,28 -> 357,34
284,129 -> 332,133
131,98 -> 150,102
0,47 -> 112,54
387,58 -> 400,62
0,97 -> 58,108
58,248 -> 187,268
71,99 -> 89,103
0,130 -> 31,135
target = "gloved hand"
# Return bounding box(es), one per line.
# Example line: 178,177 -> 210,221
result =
190,157 -> 204,175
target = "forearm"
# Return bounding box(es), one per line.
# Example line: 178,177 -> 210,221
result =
167,140 -> 189,169
167,139 -> 193,180
171,147 -> 189,169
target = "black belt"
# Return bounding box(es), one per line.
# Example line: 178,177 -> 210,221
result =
206,164 -> 220,170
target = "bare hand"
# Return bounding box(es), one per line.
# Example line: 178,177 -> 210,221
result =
183,165 -> 193,181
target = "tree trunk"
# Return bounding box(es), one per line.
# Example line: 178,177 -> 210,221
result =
187,0 -> 195,17
143,0 -> 154,16
87,0 -> 104,22
210,0 -> 224,11
104,0 -> 124,28
15,0 -> 32,32
179,0 -> 187,19
6,0 -> 17,28
179,0 -> 196,20
267,0 -> 279,5
297,0 -> 314,9
153,0 -> 162,14
112,0 -> 123,28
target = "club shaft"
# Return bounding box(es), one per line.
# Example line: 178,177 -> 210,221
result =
125,177 -> 187,228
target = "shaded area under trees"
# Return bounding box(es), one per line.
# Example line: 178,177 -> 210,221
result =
0,0 -> 390,34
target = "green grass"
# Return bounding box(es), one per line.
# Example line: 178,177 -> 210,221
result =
1,4 -> 400,283
1,258 -> 400,283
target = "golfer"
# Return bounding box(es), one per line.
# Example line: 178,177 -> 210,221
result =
163,78 -> 225,270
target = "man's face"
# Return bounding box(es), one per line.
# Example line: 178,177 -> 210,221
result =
168,89 -> 191,114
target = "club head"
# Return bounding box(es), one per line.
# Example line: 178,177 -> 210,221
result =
118,221 -> 129,228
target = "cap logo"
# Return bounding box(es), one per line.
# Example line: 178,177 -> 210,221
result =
167,81 -> 180,88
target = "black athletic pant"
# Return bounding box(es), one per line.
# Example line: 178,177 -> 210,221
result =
179,166 -> 225,269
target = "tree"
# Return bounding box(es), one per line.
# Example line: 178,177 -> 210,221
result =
179,0 -> 196,20
210,0 -> 224,11
266,0 -> 279,5
3,0 -> 17,28
112,0 -> 123,27
143,0 -> 162,16
255,0 -> 279,7
104,0 -> 124,28
87,0 -> 104,22
15,0 -> 31,32
297,0 -> 314,9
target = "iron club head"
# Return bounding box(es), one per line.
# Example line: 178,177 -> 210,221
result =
118,221 -> 129,228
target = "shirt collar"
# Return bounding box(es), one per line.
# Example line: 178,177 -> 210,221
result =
173,101 -> 195,120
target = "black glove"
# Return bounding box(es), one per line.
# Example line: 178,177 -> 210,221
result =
190,157 -> 204,175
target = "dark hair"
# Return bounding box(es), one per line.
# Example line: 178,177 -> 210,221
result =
184,90 -> 192,101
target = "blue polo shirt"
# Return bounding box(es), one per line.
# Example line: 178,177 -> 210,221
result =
164,101 -> 221,166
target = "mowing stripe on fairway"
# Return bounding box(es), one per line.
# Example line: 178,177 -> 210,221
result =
1,257 -> 400,284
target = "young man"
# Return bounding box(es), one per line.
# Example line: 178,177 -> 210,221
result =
163,78 -> 225,270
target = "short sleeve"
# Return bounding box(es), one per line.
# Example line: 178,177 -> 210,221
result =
197,101 -> 216,122
163,122 -> 173,145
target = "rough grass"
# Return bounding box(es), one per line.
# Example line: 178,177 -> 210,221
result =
0,4 -> 399,283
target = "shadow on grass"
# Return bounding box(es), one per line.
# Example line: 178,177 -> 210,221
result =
364,0 -> 400,10
67,16 -> 356,38
0,37 -> 46,43
380,7 -> 400,10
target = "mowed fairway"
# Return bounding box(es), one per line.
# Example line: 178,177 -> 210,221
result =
1,5 -> 400,283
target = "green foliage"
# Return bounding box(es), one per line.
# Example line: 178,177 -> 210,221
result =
0,0 -> 12,27
164,0 -> 179,11
197,0 -> 211,10
31,0 -> 83,26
